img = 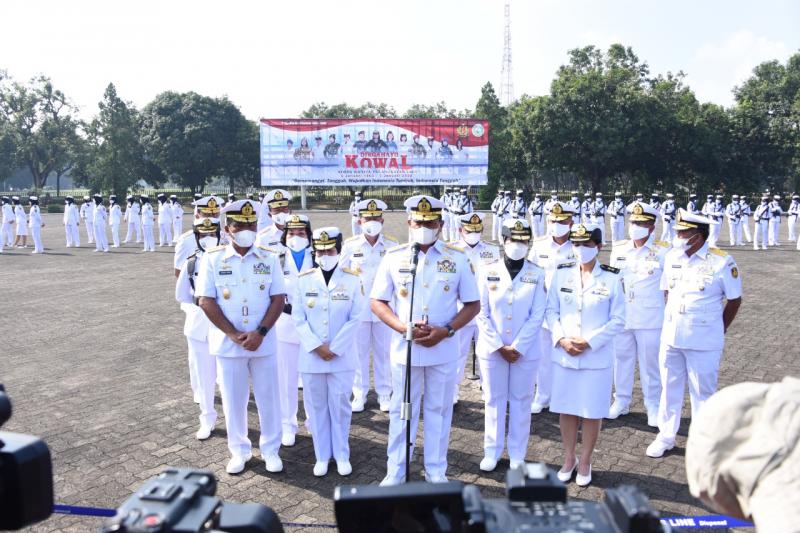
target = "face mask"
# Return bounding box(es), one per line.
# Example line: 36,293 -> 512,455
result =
271,212 -> 288,226
362,220 -> 383,237
672,235 -> 693,251
410,226 -> 439,245
286,236 -> 309,252
504,241 -> 528,260
576,245 -> 599,264
231,230 -> 256,247
629,225 -> 651,241
199,236 -> 218,250
549,223 -> 570,238
317,254 -> 339,271
463,232 -> 481,246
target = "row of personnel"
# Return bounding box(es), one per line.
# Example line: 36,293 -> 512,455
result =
171,190 -> 741,487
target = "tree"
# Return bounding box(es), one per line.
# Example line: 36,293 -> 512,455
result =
301,101 -> 398,119
475,82 -> 523,203
0,75 -> 83,189
139,92 -> 256,193
402,102 -> 472,119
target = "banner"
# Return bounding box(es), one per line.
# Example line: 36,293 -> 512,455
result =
260,118 -> 489,186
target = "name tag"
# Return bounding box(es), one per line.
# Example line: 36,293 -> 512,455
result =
560,287 -> 573,293
539,254 -> 549,259
399,267 -> 412,274
305,292 -> 318,297
219,270 -> 232,275
353,253 -> 364,258
615,257 -> 626,261
592,288 -> 610,296
672,264 -> 682,269
479,251 -> 494,258
520,276 -> 537,284
487,276 -> 501,282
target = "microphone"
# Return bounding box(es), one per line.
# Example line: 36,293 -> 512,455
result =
410,242 -> 421,272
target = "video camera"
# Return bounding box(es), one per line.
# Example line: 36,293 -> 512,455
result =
0,384 -> 54,530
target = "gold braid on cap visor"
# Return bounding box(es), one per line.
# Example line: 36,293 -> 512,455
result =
226,202 -> 258,223
410,197 -> 442,221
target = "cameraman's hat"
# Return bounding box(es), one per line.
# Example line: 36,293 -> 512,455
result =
459,212 -> 484,232
357,199 -> 387,217
221,199 -> 259,223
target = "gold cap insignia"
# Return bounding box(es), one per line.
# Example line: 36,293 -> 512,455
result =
274,191 -> 283,200
633,203 -> 644,215
207,199 -> 217,209
514,221 -> 523,231
552,204 -> 562,215
202,218 -> 212,228
320,231 -> 329,241
576,225 -> 587,236
418,198 -> 431,213
242,203 -> 254,217
470,214 -> 481,225
367,200 -> 377,211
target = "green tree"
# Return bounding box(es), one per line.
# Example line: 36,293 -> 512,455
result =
475,81 -> 522,204
402,102 -> 472,119
301,101 -> 398,118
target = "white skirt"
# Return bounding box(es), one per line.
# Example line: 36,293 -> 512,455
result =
15,223 -> 28,236
549,364 -> 612,419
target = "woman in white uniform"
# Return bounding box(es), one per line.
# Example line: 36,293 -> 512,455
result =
546,223 -> 625,486
28,196 -> 44,253
13,196 -> 28,248
475,219 -> 547,472
293,227 -> 365,476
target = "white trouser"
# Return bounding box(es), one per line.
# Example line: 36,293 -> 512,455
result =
455,324 -> 477,400
789,215 -> 798,241
734,220 -> 744,245
533,330 -> 552,406
110,223 -> 120,247
173,217 -> 183,242
158,221 -> 172,245
531,216 -> 544,239
93,222 -> 109,251
741,216 -> 752,242
188,336 -> 217,427
386,360 -> 458,479
450,214 -> 460,241
1,222 -> 14,246
610,217 -> 625,242
142,225 -> 155,251
726,220 -> 739,245
612,328 -> 661,412
302,371 -> 355,463
30,225 -> 43,252
655,345 -> 722,445
660,220 -> 675,242
753,221 -> 769,249
353,320 -> 392,400
65,223 -> 80,247
708,222 -> 720,247
85,220 -> 95,243
217,355 -> 281,458
277,340 -> 301,436
125,220 -> 142,242
350,217 -> 361,237
479,356 -> 538,462
768,218 -> 780,245
492,214 -> 500,241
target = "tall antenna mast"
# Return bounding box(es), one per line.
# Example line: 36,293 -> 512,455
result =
500,1 -> 514,106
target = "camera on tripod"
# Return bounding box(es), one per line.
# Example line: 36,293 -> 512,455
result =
0,384 -> 54,530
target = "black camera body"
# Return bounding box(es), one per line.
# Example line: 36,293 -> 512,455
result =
0,385 -> 54,530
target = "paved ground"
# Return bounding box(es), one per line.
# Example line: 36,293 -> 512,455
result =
1,211 -> 798,532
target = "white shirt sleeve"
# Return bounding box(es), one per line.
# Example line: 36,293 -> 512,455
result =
370,254 -> 394,301
193,252 -> 217,299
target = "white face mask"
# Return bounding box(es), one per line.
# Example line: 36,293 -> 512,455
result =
672,235 -> 692,251
362,220 -> 383,237
504,241 -> 528,261
629,224 -> 651,241
576,245 -> 599,264
271,212 -> 288,226
549,223 -> 570,238
410,226 -> 439,245
463,232 -> 481,246
231,230 -> 256,248
199,236 -> 218,250
286,236 -> 309,252
317,254 -> 339,271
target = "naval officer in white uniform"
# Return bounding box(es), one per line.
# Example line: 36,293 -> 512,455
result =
371,195 -> 480,485
339,199 -> 399,413
646,209 -> 742,458
475,219 -> 546,472
608,202 -> 669,426
546,223 -> 626,487
175,196 -> 224,277
195,199 -> 287,474
255,189 -> 292,249
293,227 -> 365,477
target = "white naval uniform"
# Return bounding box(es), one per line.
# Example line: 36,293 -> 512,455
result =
725,202 -> 743,246
157,201 -> 173,246
708,203 -> 724,247
194,244 -> 286,458
527,236 -> 575,408
528,200 -> 545,238
141,203 -> 156,251
93,205 -> 109,252
592,200 -> 606,243
739,201 -> 752,243
498,197 -> 512,236
610,237 -> 669,416
171,202 -> 183,242
609,200 -> 626,241
14,205 -> 28,237
580,200 -> 593,225
490,196 -> 502,240
660,201 -> 677,241
28,205 -> 43,252
788,200 -> 799,241
475,258 -> 546,463
439,195 -> 451,241
753,203 -> 771,250
371,240 -> 480,481
175,248 -> 218,429
455,239 -> 501,400
109,203 -> 122,247
768,201 -> 782,245
654,243 -> 742,446
339,232 -> 400,403
545,262 -> 626,419
63,203 -> 80,247
567,199 -> 581,225
2,203 -> 15,246
80,202 -> 95,243
349,201 -> 361,237
293,266 -> 365,464
124,202 -> 142,243
257,204 -> 272,233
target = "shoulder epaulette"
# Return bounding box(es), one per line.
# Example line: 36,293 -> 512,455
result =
206,244 -> 225,253
387,243 -> 410,253
534,235 -> 549,242
654,240 -> 669,248
257,245 -> 277,253
298,268 -> 318,277
709,247 -> 728,257
344,235 -> 360,242
383,233 -> 399,243
341,267 -> 359,276
600,264 -> 620,274
445,243 -> 465,253
557,261 -> 575,269
612,239 -> 629,247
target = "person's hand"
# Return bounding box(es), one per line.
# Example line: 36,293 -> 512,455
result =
498,345 -> 521,363
410,321 -> 431,340
558,337 -> 583,356
415,326 -> 448,348
315,344 -> 336,361
572,338 -> 590,352
240,331 -> 264,351
227,330 -> 245,344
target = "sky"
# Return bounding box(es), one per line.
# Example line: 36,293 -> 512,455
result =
1,0 -> 797,121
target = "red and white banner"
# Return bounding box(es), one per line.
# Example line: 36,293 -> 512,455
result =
259,118 -> 489,186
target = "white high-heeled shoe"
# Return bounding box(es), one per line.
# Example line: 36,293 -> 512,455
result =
576,464 -> 592,487
556,459 -> 578,482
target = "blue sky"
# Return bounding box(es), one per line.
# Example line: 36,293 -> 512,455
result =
1,0 -> 797,120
